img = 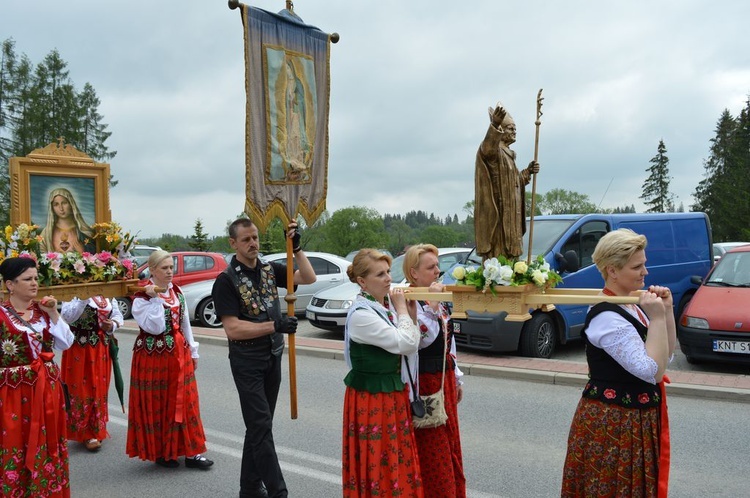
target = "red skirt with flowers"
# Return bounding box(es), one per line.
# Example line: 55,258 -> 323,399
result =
0,357 -> 70,497
126,330 -> 206,461
342,387 -> 424,498
561,397 -> 660,497
61,333 -> 112,442
413,368 -> 466,498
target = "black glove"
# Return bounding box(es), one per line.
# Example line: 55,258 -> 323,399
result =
285,226 -> 302,253
274,316 -> 298,334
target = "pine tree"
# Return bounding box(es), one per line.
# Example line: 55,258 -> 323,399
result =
189,219 -> 210,252
692,109 -> 740,240
640,139 -> 675,212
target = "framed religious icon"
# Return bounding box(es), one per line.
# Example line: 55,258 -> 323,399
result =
9,139 -> 111,254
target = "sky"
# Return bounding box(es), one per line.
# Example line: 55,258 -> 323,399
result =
3,0 -> 749,238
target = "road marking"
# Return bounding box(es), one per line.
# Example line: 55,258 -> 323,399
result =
109,407 -> 505,497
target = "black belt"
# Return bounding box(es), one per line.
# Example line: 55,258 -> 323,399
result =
228,337 -> 270,348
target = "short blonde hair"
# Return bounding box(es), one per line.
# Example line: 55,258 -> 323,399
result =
347,249 -> 392,283
402,244 -> 438,285
148,250 -> 172,270
592,228 -> 647,280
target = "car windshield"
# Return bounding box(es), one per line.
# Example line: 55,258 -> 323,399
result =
390,255 -> 406,283
706,251 -> 750,287
517,219 -> 576,259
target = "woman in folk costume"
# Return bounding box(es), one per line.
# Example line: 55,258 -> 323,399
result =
561,229 -> 674,497
402,244 -> 466,498
342,249 -> 423,498
126,250 -> 214,470
0,257 -> 74,497
60,294 -> 124,451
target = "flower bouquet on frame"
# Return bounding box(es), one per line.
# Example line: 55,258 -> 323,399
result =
0,223 -> 42,263
450,254 -> 562,293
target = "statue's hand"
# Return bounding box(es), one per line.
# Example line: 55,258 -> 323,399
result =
489,104 -> 507,128
528,161 -> 540,174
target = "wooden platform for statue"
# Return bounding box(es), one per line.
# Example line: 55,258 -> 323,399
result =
3,279 -> 140,302
405,286 -> 640,321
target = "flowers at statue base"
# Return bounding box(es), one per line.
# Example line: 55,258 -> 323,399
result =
0,223 -> 138,287
451,254 -> 563,292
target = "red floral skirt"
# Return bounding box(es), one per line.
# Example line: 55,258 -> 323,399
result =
413,368 -> 466,498
561,397 -> 660,497
0,359 -> 70,497
342,387 -> 424,498
126,331 -> 207,461
61,336 -> 112,442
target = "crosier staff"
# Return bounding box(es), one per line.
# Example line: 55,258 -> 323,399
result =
526,88 -> 544,265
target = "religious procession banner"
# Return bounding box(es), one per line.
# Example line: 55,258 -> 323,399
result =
239,4 -> 331,232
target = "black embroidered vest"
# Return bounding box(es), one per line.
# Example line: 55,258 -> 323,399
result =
581,302 -> 662,409
223,259 -> 285,355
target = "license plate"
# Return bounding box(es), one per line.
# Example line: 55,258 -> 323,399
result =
305,310 -> 315,321
712,340 -> 750,354
453,321 -> 461,334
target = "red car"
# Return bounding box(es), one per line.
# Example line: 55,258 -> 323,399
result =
678,244 -> 750,364
116,251 -> 228,318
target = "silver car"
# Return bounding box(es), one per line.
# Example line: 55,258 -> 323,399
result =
181,251 -> 352,328
305,247 -> 471,331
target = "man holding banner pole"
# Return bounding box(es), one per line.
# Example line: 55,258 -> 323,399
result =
212,218 -> 315,498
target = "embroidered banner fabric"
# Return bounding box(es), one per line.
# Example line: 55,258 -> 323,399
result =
239,5 -> 330,232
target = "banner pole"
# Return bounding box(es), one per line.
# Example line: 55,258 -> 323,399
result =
285,231 -> 298,419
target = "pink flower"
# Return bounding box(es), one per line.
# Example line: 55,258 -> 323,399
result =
45,252 -> 60,260
5,470 -> 18,482
73,260 -> 86,274
638,393 -> 650,404
44,462 -> 54,473
97,251 -> 113,264
122,259 -> 134,270
604,389 -> 617,400
50,259 -> 62,271
83,253 -> 98,264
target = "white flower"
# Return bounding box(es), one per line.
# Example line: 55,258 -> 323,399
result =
497,265 -> 514,285
452,266 -> 466,280
513,261 -> 528,274
1,339 -> 18,356
532,269 -> 548,286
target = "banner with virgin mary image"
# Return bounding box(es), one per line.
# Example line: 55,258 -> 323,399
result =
239,4 -> 331,232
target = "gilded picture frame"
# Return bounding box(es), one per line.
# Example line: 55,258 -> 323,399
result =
9,141 -> 111,252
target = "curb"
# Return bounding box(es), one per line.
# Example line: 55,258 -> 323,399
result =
118,328 -> 750,404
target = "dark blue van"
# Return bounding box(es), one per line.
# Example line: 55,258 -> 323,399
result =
447,213 -> 713,358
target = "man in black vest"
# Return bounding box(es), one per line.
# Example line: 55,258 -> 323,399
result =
212,218 -> 316,498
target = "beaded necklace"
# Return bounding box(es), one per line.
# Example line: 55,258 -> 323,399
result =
360,291 -> 395,324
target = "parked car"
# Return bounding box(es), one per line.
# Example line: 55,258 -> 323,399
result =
443,213 -> 713,358
712,242 -> 750,263
678,244 -> 750,364
182,251 -> 352,328
344,249 -> 392,261
306,247 -> 471,332
129,244 -> 162,266
114,251 -> 228,319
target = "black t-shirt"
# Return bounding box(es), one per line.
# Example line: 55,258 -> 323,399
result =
212,256 -> 289,322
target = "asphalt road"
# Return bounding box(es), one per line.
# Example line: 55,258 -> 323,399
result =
69,332 -> 750,497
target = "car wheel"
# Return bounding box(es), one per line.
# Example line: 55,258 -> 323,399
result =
114,297 -> 132,319
519,313 -> 556,358
196,297 -> 222,328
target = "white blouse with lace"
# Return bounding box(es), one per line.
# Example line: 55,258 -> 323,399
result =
586,306 -> 659,384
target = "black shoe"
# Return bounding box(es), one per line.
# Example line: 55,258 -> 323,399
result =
240,482 -> 269,498
155,457 -> 179,468
185,454 -> 214,470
